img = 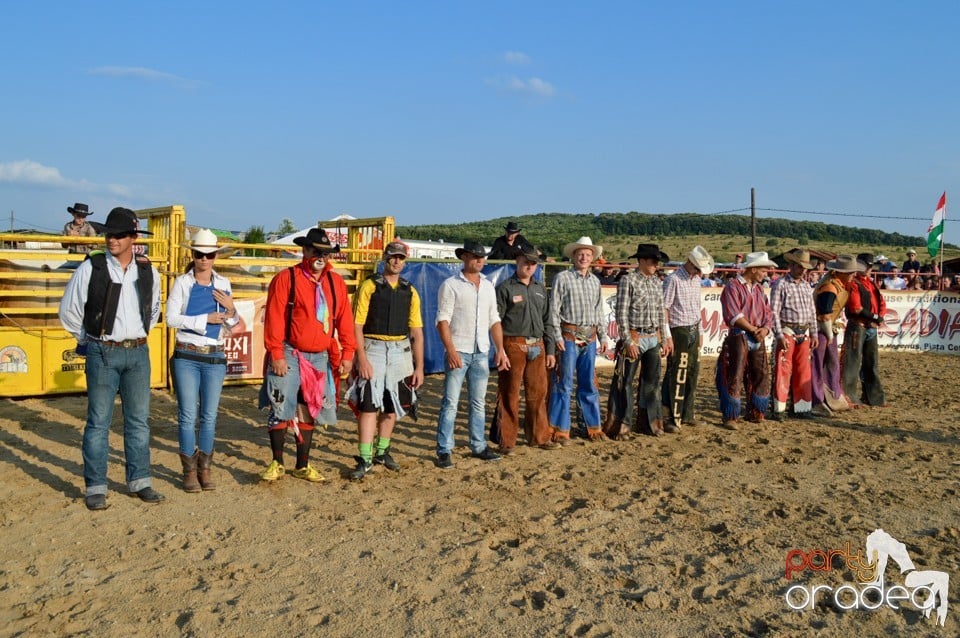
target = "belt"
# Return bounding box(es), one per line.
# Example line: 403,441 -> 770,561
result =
560,322 -> 597,343
629,327 -> 658,339
99,338 -> 147,348
176,342 -> 223,354
783,323 -> 810,333
504,336 -> 542,345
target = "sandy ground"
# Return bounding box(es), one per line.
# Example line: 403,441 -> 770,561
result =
0,352 -> 957,637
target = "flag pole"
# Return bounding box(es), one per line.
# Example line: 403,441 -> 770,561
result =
939,196 -> 946,288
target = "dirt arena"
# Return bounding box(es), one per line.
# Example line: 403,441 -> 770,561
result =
0,352 -> 956,637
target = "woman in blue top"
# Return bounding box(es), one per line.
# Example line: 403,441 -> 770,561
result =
167,229 -> 239,493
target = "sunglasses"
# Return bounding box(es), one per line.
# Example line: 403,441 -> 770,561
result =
387,254 -> 407,260
193,250 -> 217,260
106,231 -> 136,240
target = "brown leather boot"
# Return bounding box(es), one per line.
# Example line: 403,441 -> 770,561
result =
601,413 -> 623,439
180,451 -> 201,493
197,451 -> 216,491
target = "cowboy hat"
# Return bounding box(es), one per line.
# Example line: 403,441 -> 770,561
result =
687,245 -> 715,274
856,253 -> 875,268
182,228 -> 229,252
101,207 -> 153,235
504,221 -> 521,234
826,254 -> 864,273
741,251 -> 777,269
628,243 -> 669,262
517,245 -> 542,264
562,236 -> 603,260
455,239 -> 488,259
293,228 -> 335,252
783,248 -> 813,270
67,202 -> 92,216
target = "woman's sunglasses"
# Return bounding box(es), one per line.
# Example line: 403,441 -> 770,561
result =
193,250 -> 217,260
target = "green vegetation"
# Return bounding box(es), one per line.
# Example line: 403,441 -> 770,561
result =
398,211 -> 957,263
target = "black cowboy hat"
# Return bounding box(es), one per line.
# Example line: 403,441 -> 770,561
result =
67,202 -> 92,216
628,243 -> 669,262
856,253 -> 875,268
517,245 -> 542,264
293,227 -> 335,252
455,239 -> 488,259
504,221 -> 521,234
102,207 -> 153,235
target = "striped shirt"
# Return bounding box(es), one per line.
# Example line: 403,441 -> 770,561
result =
662,264 -> 702,328
550,269 -> 607,343
769,273 -> 816,338
615,271 -> 669,338
721,275 -> 772,330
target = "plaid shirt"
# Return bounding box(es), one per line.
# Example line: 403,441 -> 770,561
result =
550,269 -> 607,343
769,273 -> 816,338
615,271 -> 669,338
721,275 -> 772,330
662,264 -> 701,328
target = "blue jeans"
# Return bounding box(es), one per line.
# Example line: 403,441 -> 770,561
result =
172,350 -> 227,455
82,340 -> 153,496
548,339 -> 600,431
436,351 -> 490,455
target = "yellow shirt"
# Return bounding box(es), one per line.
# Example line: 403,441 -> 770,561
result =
353,276 -> 423,341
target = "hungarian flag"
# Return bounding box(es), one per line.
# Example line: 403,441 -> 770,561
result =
927,192 -> 946,258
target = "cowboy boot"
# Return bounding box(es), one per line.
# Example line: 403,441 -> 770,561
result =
197,450 -> 216,491
601,412 -> 623,439
180,451 -> 201,493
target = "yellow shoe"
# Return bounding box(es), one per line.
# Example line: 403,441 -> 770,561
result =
260,460 -> 285,481
290,465 -> 325,483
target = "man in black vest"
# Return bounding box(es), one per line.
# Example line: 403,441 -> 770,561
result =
347,241 -> 424,479
59,207 -> 163,510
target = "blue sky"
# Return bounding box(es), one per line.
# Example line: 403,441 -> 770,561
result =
2,1 -> 958,240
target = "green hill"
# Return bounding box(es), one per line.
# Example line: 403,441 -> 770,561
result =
398,211 -> 957,264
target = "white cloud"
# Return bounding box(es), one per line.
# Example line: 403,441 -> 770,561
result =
487,75 -> 556,98
0,159 -> 130,197
88,66 -> 203,89
503,51 -> 531,65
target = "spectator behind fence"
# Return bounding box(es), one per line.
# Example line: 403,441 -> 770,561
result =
62,202 -> 99,254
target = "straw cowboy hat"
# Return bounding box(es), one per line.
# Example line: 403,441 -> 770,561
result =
67,202 -> 93,216
182,228 -> 229,252
783,248 -> 813,270
741,251 -> 777,269
826,254 -> 864,273
628,243 -> 669,262
563,236 -> 603,260
688,245 -> 715,274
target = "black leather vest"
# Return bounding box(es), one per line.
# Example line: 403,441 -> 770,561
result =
83,252 -> 154,338
363,274 -> 412,337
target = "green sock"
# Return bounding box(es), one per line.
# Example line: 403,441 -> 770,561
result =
358,442 -> 373,463
375,437 -> 391,455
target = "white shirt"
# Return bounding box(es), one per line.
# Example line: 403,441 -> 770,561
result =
167,270 -> 240,346
435,270 -> 500,353
59,253 -> 161,342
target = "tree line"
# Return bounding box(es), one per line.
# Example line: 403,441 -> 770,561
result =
397,211 -> 949,257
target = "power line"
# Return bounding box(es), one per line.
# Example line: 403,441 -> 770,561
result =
757,207 -> 931,222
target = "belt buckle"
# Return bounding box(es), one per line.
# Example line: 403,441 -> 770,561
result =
524,337 -> 539,346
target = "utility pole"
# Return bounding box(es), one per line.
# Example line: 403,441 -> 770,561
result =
750,188 -> 756,252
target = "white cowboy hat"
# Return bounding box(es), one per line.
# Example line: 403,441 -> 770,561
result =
563,236 -> 603,260
741,251 -> 777,269
182,228 -> 229,252
687,245 -> 715,275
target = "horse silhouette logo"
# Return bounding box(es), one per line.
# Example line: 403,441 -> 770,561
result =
864,529 -> 949,626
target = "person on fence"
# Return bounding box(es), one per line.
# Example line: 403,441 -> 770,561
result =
491,245 -> 558,454
841,253 -> 887,407
62,202 -> 99,254
548,236 -> 611,443
58,207 -> 163,510
488,221 -> 534,260
811,254 -> 862,417
660,245 -> 714,431
769,248 -> 818,421
167,229 -> 238,493
259,228 -> 356,483
716,251 -> 775,430
435,240 -> 508,469
347,241 -> 424,480
603,243 -> 673,438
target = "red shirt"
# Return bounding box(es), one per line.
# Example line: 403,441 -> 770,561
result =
845,273 -> 886,323
264,261 -> 356,364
